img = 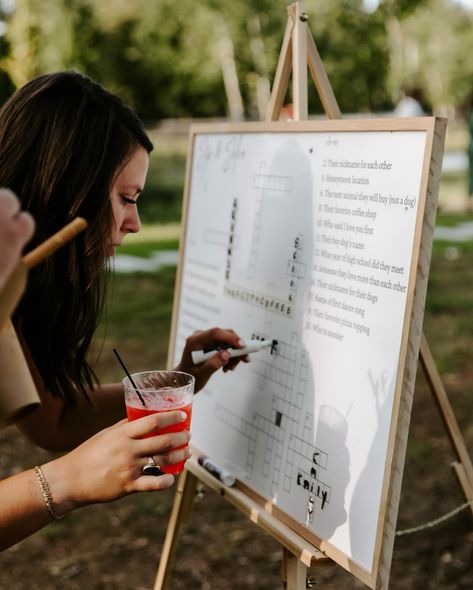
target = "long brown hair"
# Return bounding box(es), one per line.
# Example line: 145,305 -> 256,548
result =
0,72 -> 153,405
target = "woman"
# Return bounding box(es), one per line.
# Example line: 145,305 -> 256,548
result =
0,71 -> 244,453
0,73 -> 246,549
0,189 -> 191,550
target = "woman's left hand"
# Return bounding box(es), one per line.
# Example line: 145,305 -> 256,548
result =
175,327 -> 248,393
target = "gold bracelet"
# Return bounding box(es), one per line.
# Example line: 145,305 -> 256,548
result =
34,465 -> 64,520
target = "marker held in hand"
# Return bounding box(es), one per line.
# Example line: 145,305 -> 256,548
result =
191,338 -> 278,365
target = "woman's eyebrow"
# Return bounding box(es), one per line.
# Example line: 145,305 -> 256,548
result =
119,184 -> 143,195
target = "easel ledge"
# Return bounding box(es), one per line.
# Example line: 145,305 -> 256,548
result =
154,455 -> 329,590
193,455 -> 326,567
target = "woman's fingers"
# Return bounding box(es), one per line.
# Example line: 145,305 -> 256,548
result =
192,347 -> 247,384
222,354 -> 250,373
0,189 -> 35,285
185,327 -> 242,351
133,473 -> 175,492
142,445 -> 190,470
15,211 -> 35,241
137,430 -> 190,457
0,189 -> 35,242
158,446 -> 191,467
0,188 -> 21,215
125,410 -> 187,439
129,418 -> 191,471
174,327 -> 248,392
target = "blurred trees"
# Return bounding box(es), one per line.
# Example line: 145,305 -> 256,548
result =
0,0 -> 472,119
304,1 -> 390,113
382,0 -> 473,115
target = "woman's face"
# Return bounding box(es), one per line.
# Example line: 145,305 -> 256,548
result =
109,145 -> 149,256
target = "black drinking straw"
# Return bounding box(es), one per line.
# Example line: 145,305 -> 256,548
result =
113,348 -> 146,407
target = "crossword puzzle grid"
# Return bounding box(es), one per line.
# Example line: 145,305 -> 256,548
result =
178,153 -> 332,519
212,339 -> 331,512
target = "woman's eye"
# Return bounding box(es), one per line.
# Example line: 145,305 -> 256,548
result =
121,195 -> 137,205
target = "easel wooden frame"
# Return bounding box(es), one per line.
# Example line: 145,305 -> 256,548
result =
271,1 -> 473,523
154,3 -> 472,589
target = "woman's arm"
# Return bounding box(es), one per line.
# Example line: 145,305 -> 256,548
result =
17,327 -> 246,452
0,411 -> 189,551
0,467 -> 53,550
16,381 -> 126,451
15,333 -> 127,451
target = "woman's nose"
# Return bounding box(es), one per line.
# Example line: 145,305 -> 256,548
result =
125,207 -> 141,234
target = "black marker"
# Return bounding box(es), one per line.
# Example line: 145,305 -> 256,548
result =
198,455 -> 236,486
191,338 -> 278,365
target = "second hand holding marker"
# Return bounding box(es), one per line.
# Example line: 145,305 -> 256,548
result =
191,338 -> 278,365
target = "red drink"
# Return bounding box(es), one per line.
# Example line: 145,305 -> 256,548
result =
126,401 -> 193,475
123,370 -> 195,475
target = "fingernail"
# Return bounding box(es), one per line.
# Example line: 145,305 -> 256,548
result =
237,339 -> 246,347
221,351 -> 231,361
179,411 -> 187,420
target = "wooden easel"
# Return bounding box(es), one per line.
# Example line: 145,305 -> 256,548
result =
155,457 -> 328,590
154,3 -> 473,589
266,2 -> 473,521
419,335 -> 473,516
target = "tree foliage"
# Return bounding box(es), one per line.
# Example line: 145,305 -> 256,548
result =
1,0 -> 472,118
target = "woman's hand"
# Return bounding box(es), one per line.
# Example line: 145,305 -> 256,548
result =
0,188 -> 35,288
175,327 -> 249,393
42,411 -> 191,513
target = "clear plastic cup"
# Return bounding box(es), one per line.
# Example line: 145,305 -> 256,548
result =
123,370 -> 194,474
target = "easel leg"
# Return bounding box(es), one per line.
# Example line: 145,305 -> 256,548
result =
282,548 -> 308,590
153,469 -> 198,590
419,333 -> 473,515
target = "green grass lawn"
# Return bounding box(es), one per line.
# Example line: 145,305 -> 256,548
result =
92,266 -> 176,382
117,223 -> 181,257
136,129 -> 188,225
426,237 -> 473,377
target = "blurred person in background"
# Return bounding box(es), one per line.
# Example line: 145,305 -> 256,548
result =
393,87 -> 426,118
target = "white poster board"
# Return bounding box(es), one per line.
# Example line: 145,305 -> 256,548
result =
169,118 -> 445,587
